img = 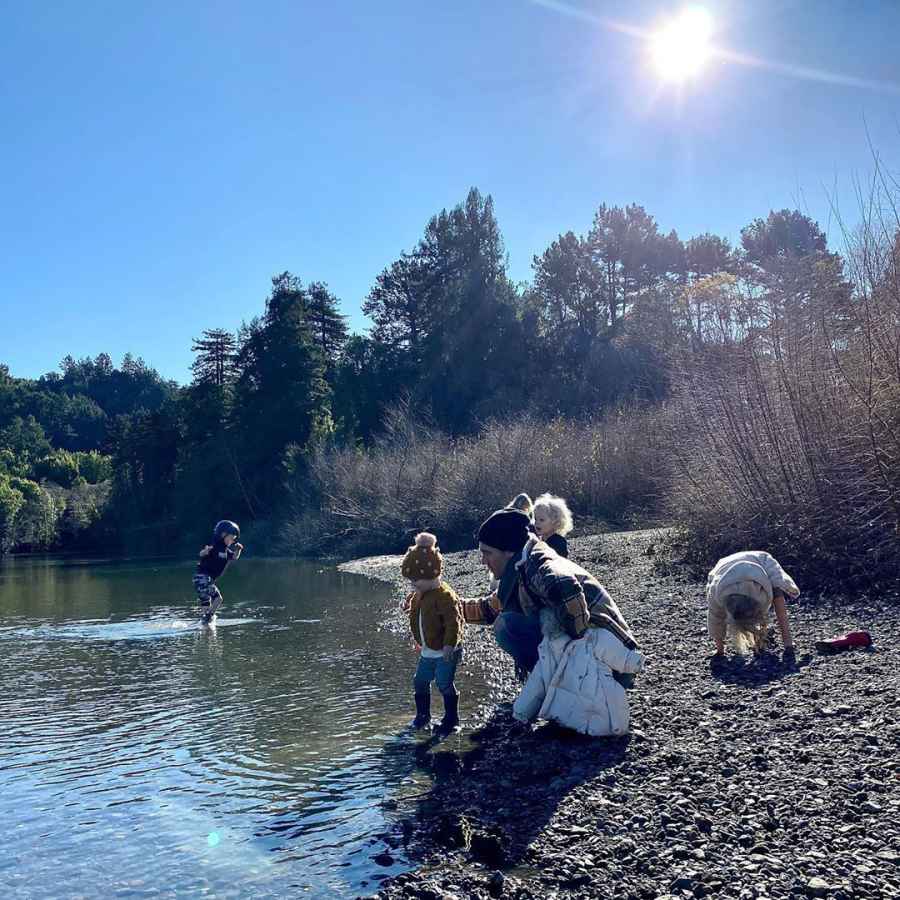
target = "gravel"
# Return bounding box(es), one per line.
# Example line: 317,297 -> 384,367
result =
341,529 -> 900,900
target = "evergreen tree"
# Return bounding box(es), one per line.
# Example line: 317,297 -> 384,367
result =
305,281 -> 349,367
190,329 -> 237,388
363,188 -> 525,432
231,275 -> 332,510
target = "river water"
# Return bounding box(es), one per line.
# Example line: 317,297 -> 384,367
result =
0,555 -> 491,898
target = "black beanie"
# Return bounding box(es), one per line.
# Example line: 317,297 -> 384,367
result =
477,508 -> 531,553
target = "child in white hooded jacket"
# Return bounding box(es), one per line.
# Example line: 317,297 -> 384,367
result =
513,609 -> 645,736
706,550 -> 800,657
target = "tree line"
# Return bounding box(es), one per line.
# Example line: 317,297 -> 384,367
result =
3,186 -> 895,583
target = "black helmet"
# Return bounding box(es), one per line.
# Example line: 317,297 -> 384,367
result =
213,520 -> 240,541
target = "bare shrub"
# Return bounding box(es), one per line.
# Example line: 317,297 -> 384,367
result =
665,182 -> 900,590
280,406 -> 670,557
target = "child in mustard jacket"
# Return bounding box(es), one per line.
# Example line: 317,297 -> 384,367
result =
400,532 -> 464,735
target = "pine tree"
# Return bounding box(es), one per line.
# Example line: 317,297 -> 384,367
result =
190,329 -> 237,388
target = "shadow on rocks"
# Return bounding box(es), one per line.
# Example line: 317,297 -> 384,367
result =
382,703 -> 631,884
709,649 -> 811,686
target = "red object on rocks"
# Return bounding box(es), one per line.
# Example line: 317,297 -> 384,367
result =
814,630 -> 873,654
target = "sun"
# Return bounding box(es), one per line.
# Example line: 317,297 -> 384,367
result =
650,7 -> 714,82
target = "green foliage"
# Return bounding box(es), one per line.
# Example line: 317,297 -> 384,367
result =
0,416 -> 51,469
230,274 -> 332,512
5,186 -> 898,592
364,188 -> 527,433
8,477 -> 58,549
0,475 -> 25,553
74,450 -> 114,484
741,209 -> 827,265
32,450 -> 83,488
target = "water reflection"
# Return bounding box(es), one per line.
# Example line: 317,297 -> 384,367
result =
0,556 -> 492,898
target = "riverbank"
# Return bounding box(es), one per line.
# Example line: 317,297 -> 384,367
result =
342,529 -> 900,900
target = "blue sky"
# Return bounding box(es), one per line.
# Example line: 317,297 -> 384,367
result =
3,0 -> 900,384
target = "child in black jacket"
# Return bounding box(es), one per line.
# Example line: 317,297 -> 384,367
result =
193,520 -> 243,622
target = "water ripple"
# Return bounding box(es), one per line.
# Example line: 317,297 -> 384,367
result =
0,557 -> 492,898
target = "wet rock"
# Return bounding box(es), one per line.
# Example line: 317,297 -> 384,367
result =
372,850 -> 395,866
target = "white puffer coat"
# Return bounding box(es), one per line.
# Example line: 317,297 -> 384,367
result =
513,624 -> 645,736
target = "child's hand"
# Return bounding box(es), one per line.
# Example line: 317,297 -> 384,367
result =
400,591 -> 416,612
232,542 -> 243,558
488,592 -> 501,614
199,545 -> 212,558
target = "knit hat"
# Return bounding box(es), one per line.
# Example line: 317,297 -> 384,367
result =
477,508 -> 531,553
401,532 -> 443,580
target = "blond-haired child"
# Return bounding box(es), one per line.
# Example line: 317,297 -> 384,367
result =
533,493 -> 573,558
706,550 -> 799,657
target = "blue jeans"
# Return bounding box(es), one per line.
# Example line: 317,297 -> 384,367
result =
494,611 -> 542,672
413,651 -> 461,698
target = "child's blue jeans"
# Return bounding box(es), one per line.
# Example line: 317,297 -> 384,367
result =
413,650 -> 461,697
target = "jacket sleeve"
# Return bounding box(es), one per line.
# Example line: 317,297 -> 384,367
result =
595,630 -> 645,674
460,595 -> 499,625
440,589 -> 464,647
757,553 -> 800,598
525,556 -> 590,639
409,594 -> 421,643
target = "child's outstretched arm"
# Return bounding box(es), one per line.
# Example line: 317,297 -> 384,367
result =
772,590 -> 794,651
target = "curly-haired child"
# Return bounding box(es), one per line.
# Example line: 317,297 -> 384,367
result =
533,493 -> 573,558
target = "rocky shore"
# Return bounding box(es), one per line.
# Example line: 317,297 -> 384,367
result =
341,529 -> 900,900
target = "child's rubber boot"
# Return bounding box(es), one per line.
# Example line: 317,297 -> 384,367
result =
814,630 -> 872,654
411,692 -> 431,730
433,691 -> 460,736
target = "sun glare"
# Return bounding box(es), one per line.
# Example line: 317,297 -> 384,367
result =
650,7 -> 714,82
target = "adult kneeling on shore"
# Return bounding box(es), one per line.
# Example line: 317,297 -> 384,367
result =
461,508 -> 635,664
462,508 -> 643,735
